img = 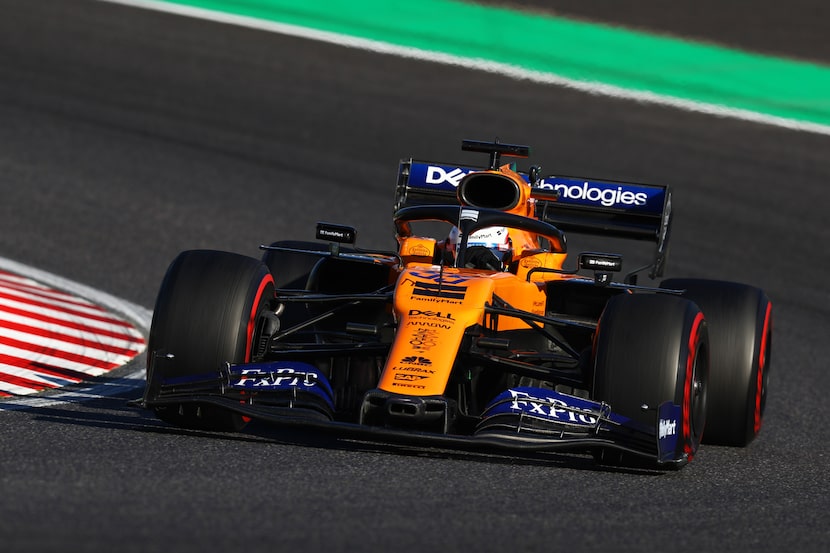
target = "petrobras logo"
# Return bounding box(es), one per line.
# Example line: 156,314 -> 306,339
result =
537,180 -> 649,207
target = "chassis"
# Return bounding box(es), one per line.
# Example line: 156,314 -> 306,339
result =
137,140 -> 772,469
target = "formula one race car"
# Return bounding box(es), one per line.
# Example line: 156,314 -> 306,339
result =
137,139 -> 772,469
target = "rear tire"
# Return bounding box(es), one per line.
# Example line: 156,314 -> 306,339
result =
661,279 -> 772,446
592,293 -> 709,465
147,250 -> 275,431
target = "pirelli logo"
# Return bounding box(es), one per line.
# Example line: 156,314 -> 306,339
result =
411,281 -> 467,300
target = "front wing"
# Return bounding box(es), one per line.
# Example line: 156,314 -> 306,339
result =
138,360 -> 688,468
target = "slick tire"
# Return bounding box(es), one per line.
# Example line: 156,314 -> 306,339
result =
660,279 -> 772,446
592,293 -> 709,466
146,250 -> 275,431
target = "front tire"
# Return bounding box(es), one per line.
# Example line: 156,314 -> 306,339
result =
592,293 -> 709,465
146,250 -> 275,431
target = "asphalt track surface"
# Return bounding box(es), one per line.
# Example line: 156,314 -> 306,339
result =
0,1 -> 828,551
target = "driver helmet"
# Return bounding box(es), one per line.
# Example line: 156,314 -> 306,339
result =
448,226 -> 512,264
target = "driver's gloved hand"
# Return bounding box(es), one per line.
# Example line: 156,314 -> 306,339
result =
464,246 -> 503,271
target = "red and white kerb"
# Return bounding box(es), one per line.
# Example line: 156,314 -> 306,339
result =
0,270 -> 146,397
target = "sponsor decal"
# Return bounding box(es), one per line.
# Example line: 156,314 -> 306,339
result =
315,222 -> 356,243
227,362 -> 335,410
407,320 -> 452,329
656,402 -> 682,462
393,366 -> 436,375
521,257 -> 541,268
408,269 -> 477,285
504,389 -> 598,425
412,298 -> 463,305
408,328 -> 438,351
400,356 -> 432,365
659,418 -> 677,439
231,366 -> 317,389
469,227 -> 507,242
408,244 -> 432,257
425,165 -> 468,187
410,280 -> 466,300
467,227 -> 510,250
318,228 -> 349,241
392,382 -> 427,390
580,254 -> 623,272
584,258 -> 616,268
394,373 -> 428,382
412,163 -> 663,212
408,309 -> 455,321
536,181 -> 648,207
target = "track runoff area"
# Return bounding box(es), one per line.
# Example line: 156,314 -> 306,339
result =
0,258 -> 149,405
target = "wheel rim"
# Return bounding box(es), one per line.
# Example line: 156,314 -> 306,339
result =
683,312 -> 707,457
244,275 -> 275,362
754,302 -> 772,434
690,341 -> 708,446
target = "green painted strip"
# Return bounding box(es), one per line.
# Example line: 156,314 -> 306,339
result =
155,0 -> 830,127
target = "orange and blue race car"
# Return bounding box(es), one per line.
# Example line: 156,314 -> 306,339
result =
137,139 -> 772,469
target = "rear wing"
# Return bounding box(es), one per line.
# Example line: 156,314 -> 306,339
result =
395,160 -> 673,278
